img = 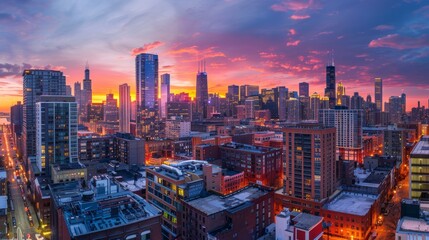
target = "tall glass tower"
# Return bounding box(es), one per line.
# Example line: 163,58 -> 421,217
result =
375,77 -> 383,111
135,53 -> 159,140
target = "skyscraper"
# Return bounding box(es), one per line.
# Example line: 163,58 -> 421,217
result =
74,81 -> 83,122
103,93 -> 118,122
136,53 -> 159,140
23,69 -> 66,168
196,61 -> 208,120
299,82 -> 309,97
35,96 -> 78,175
277,86 -> 288,121
325,63 -> 336,109
375,77 -> 382,111
119,83 -> 131,133
227,85 -> 239,117
286,98 -> 300,123
310,92 -> 320,120
336,82 -> 345,105
160,73 -> 170,119
388,96 -> 403,124
81,63 -> 92,120
401,93 -> 407,113
239,85 -> 259,102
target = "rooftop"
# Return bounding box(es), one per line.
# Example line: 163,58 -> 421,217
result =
293,213 -> 323,231
0,170 -> 6,179
50,181 -> 160,238
0,195 -> 7,210
186,186 -> 269,215
221,142 -> 279,153
411,136 -> 429,157
152,160 -> 208,180
324,192 -> 377,216
397,217 -> 429,234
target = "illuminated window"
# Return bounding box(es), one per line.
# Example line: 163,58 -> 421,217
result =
178,188 -> 184,197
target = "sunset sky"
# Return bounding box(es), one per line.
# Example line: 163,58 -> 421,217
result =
1,0 -> 429,112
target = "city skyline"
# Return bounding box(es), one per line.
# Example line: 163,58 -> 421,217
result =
1,0 -> 429,112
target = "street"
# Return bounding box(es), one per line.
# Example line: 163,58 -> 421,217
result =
375,171 -> 409,239
1,125 -> 40,240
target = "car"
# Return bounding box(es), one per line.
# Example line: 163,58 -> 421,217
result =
35,234 -> 45,240
12,216 -> 17,228
29,219 -> 34,227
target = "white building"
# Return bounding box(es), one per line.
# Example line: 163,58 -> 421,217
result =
165,117 -> 191,139
319,108 -> 363,162
275,208 -> 323,240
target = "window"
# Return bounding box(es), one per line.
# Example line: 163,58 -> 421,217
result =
141,230 -> 151,240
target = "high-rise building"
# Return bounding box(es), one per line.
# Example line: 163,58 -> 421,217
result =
319,107 -> 363,162
87,103 -> 104,123
73,82 -> 83,122
160,73 -> 170,119
277,86 -> 288,121
401,93 -> 407,113
351,92 -> 364,109
336,82 -> 345,105
119,83 -> 131,133
299,96 -> 310,120
136,53 -> 159,140
195,62 -> 208,120
36,96 -> 78,176
286,98 -> 300,123
299,82 -> 309,97
23,69 -> 67,168
375,77 -> 382,111
283,123 -> 336,202
10,101 -> 24,157
103,93 -> 118,122
384,125 -> 406,162
310,92 -> 321,120
227,85 -> 240,117
65,85 -> 72,95
389,96 -> 403,124
410,136 -> 429,199
325,63 -> 336,109
81,63 -> 92,120
239,85 -> 259,102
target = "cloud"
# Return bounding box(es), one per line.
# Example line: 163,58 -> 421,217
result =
259,52 -> 278,59
229,57 -> 247,62
286,40 -> 301,46
374,25 -> 395,31
289,28 -> 297,35
0,63 -> 33,78
290,14 -> 311,20
271,0 -> 314,12
168,46 -> 226,58
131,41 -> 164,56
368,34 -> 429,50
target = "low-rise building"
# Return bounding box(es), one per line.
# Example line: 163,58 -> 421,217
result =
50,181 -> 162,240
51,162 -> 87,184
275,208 -> 323,240
182,186 -> 273,240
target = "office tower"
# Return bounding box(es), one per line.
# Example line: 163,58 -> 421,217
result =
320,96 -> 330,109
227,85 -> 239,117
384,125 -> 406,162
374,77 -> 383,111
119,83 -> 131,133
23,69 -> 66,168
65,85 -> 72,95
239,85 -> 259,102
167,101 -> 192,121
87,103 -> 104,123
410,136 -> 429,199
336,82 -> 345,105
81,63 -> 92,120
340,95 -> 350,108
286,98 -> 300,123
136,53 -> 159,140
366,94 -> 372,103
310,92 -> 321,120
245,98 -> 258,119
73,82 -> 83,122
319,107 -> 363,162
103,93 -> 118,122
277,86 -> 288,121
299,82 -> 309,97
10,101 -> 23,138
325,62 -> 336,109
389,96 -> 403,124
195,61 -> 208,120
283,123 -> 336,202
290,91 -> 299,99
130,101 -> 137,121
36,96 -> 77,175
401,93 -> 407,113
299,96 -> 310,120
160,73 -> 170,119
351,92 -> 364,109
261,88 -> 277,118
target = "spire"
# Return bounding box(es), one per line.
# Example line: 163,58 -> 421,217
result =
203,59 -> 206,72
331,49 -> 335,66
85,61 -> 89,70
